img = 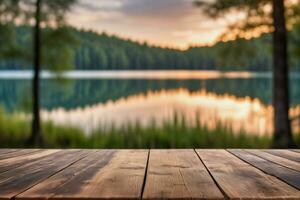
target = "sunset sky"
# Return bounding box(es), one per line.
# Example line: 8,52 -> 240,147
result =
67,0 -> 239,49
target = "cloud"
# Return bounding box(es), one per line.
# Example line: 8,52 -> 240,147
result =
67,0 -> 227,49
77,0 -> 122,12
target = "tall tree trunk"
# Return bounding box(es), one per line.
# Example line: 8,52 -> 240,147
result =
28,0 -> 43,146
272,0 -> 294,148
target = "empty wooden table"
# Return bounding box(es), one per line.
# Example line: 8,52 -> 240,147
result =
0,149 -> 299,200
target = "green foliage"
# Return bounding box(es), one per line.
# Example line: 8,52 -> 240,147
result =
291,22 -> 300,58
0,0 -> 22,23
0,0 -> 78,71
0,0 -> 22,59
215,39 -> 256,67
0,109 -> 277,148
194,0 -> 273,40
0,23 -> 15,58
195,0 -> 271,18
4,109 -> 300,149
1,1 -> 300,71
195,0 -> 300,40
16,0 -> 77,26
42,27 -> 79,72
2,26 -> 300,71
0,107 -> 30,147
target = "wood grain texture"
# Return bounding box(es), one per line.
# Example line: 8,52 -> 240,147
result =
0,149 -> 299,200
0,150 -> 90,200
0,150 -> 60,174
196,149 -> 300,200
0,149 -> 41,160
16,150 -> 106,200
264,150 -> 300,162
47,150 -> 148,200
0,149 -> 19,155
292,150 -> 300,153
229,149 -> 300,190
143,149 -> 224,200
246,149 -> 300,172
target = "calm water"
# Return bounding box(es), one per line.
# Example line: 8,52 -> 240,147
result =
0,70 -> 300,135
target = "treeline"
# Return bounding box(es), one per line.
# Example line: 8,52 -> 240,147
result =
1,26 -> 300,71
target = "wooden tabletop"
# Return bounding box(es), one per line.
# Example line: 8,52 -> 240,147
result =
0,149 -> 299,200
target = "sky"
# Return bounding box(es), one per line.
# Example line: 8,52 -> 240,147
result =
67,0 -> 237,49
68,0 -> 238,49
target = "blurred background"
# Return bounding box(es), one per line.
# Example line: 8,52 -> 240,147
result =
0,0 -> 299,148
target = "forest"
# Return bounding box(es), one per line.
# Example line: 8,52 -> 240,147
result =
1,0 -> 300,148
1,25 -> 300,71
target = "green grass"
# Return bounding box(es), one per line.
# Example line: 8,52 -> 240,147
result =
0,108 -> 299,148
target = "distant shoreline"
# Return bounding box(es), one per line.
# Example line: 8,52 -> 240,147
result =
0,70 -> 279,80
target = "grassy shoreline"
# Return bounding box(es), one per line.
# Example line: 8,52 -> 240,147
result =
0,109 -> 299,148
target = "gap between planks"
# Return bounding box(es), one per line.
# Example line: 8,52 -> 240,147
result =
0,149 -> 299,200
227,149 -> 300,190
194,149 -> 230,200
140,149 -> 150,200
0,150 -> 94,200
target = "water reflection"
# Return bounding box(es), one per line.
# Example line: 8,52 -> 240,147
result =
1,75 -> 300,112
42,89 -> 300,136
0,71 -> 299,136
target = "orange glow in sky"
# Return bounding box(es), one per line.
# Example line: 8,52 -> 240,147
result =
67,0 -> 245,49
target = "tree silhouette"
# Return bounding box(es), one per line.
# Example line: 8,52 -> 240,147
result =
27,0 -> 77,146
195,0 -> 300,148
0,0 -> 78,146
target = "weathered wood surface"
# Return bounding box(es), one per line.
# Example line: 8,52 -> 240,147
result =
143,149 -> 223,200
198,149 -> 300,199
0,150 -> 90,200
0,149 -> 299,200
229,149 -> 300,190
0,150 -> 60,173
245,149 -> 300,172
264,149 -> 300,162
0,149 -> 41,160
22,150 -> 148,200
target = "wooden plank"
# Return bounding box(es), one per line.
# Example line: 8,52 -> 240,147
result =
143,149 -> 224,200
0,149 -> 39,159
0,150 -> 90,200
291,149 -> 300,153
0,149 -> 61,174
16,150 -> 108,200
0,149 -> 19,155
196,149 -> 300,200
264,150 -> 300,162
230,149 -> 300,190
26,150 -> 148,200
246,149 -> 300,172
0,149 -> 41,160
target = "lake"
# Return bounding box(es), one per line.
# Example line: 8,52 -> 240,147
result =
0,70 -> 299,136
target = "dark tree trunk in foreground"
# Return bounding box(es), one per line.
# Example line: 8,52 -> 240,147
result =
28,0 -> 43,146
272,0 -> 294,148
